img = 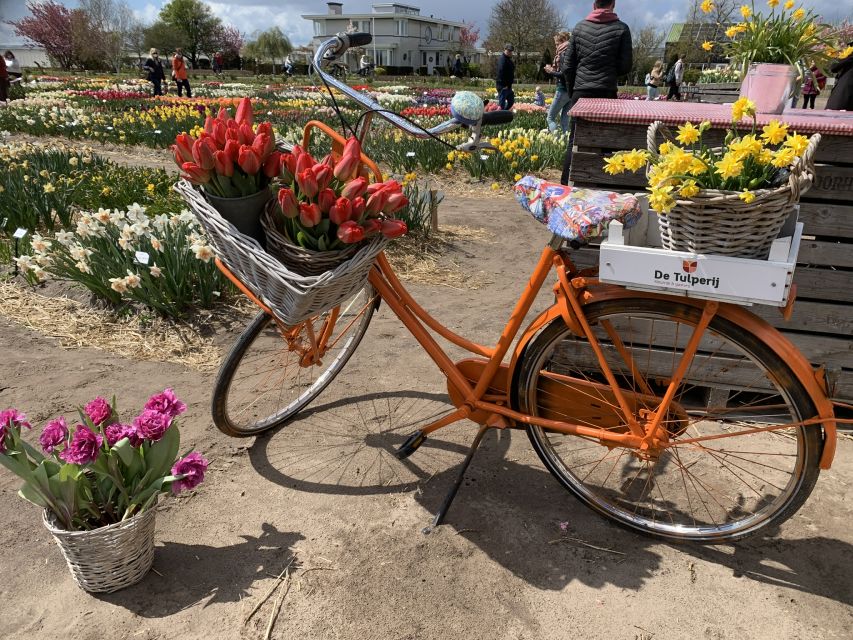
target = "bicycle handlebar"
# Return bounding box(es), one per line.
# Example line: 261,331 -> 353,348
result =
312,33 -> 512,148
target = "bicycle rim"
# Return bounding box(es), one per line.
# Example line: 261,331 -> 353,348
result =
516,298 -> 821,542
212,284 -> 378,436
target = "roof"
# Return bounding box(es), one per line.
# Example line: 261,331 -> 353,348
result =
666,22 -> 734,44
666,23 -> 684,44
302,13 -> 465,27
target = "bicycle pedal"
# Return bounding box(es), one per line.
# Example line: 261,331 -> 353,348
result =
396,431 -> 426,459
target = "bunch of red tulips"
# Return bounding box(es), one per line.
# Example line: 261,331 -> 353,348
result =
276,137 -> 409,250
171,97 -> 280,198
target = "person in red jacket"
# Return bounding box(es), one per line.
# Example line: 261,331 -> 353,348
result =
801,64 -> 826,109
172,48 -> 192,98
0,54 -> 8,104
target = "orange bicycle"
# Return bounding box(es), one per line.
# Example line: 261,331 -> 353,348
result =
210,33 -> 845,543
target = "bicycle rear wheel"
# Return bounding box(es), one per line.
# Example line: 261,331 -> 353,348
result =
515,298 -> 822,542
212,284 -> 378,436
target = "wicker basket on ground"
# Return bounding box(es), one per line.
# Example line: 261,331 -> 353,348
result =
646,121 -> 820,259
43,506 -> 156,593
175,180 -> 386,325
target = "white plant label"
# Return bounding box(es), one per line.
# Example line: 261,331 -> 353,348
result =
135,251 -> 150,265
13,228 -> 27,239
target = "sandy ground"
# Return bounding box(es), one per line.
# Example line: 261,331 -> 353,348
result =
2,182 -> 852,639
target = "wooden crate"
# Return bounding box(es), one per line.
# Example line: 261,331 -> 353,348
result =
567,109 -> 853,401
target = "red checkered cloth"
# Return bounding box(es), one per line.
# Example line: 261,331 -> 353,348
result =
569,99 -> 853,136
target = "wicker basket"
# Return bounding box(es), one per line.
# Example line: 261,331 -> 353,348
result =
175,180 -> 387,325
261,201 -> 359,276
646,121 -> 820,259
43,507 -> 156,593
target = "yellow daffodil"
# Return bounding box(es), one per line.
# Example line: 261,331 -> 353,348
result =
702,41 -> 713,52
767,0 -> 779,6
688,157 -> 708,176
676,122 -> 701,145
514,173 -> 522,181
715,154 -> 744,179
679,180 -> 700,197
840,46 -> 853,59
731,97 -> 756,121
622,150 -> 649,171
530,154 -> 539,162
784,0 -> 794,8
792,8 -> 805,20
659,141 -> 675,155
740,4 -> 752,18
43,183 -> 56,193
739,190 -> 756,203
726,26 -> 739,38
701,0 -> 715,13
649,185 -> 676,213
784,134 -> 809,155
604,154 -> 626,175
146,183 -> 156,192
761,121 -> 788,145
490,182 -> 500,191
445,163 -> 453,170
772,147 -> 796,168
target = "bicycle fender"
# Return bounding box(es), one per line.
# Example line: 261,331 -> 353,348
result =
575,284 -> 837,469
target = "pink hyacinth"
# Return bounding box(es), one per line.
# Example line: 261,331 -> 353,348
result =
144,388 -> 187,419
84,396 -> 113,426
171,452 -> 209,494
60,425 -> 103,465
133,409 -> 173,441
40,416 -> 69,454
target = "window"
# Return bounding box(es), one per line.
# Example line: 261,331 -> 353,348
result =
375,49 -> 393,66
359,20 -> 371,33
314,21 -> 323,36
396,19 -> 407,36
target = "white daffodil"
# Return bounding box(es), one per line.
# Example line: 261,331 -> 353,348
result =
149,264 -> 162,278
193,245 -> 215,263
109,277 -> 128,293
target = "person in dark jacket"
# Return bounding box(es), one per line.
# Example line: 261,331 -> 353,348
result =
453,54 -> 463,77
560,0 -> 632,184
545,31 -> 572,133
495,44 -> 515,110
826,44 -> 853,111
144,48 -> 166,96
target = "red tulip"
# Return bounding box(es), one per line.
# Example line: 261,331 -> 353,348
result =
341,177 -> 368,200
317,188 -> 336,213
238,122 -> 255,145
337,220 -> 364,244
237,146 -> 261,175
217,106 -> 230,121
299,202 -> 322,227
203,115 -> 215,135
174,133 -> 194,163
351,196 -> 366,221
224,139 -> 241,163
181,161 -> 211,184
263,151 -> 282,179
329,197 -> 353,225
320,153 -> 336,168
256,122 -> 273,139
366,182 -> 385,195
342,137 -> 361,161
171,145 -> 186,168
213,120 -> 227,148
362,218 -> 382,236
333,151 -> 360,181
365,190 -> 389,216
225,126 -> 239,142
252,133 -> 272,162
384,192 -> 408,214
290,144 -> 305,158
295,151 -> 314,175
380,219 -> 408,239
277,188 -> 298,218
296,168 -> 319,198
280,153 -> 297,183
314,164 -> 333,191
235,97 -> 253,126
214,150 -> 234,177
192,138 -> 216,171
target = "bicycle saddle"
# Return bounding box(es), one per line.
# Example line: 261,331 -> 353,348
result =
514,176 -> 643,243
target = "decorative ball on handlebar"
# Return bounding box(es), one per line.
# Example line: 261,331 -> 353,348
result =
449,91 -> 485,127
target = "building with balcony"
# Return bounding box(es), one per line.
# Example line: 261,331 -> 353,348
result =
302,2 -> 480,75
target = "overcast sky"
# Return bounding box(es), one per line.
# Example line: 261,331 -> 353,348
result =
1,0 -> 849,48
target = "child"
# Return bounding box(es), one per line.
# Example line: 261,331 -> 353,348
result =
534,86 -> 545,107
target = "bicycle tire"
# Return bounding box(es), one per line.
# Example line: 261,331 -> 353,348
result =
514,297 -> 822,543
212,284 -> 378,437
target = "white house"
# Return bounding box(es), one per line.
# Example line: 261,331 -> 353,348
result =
302,2 -> 479,74
0,44 -> 51,69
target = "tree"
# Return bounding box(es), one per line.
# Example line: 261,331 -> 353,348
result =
245,27 -> 292,69
9,1 -> 77,70
630,25 -> 666,85
158,0 -> 223,67
144,20 -> 185,57
485,0 -> 563,56
79,0 -> 137,71
217,24 -> 244,68
458,21 -> 479,57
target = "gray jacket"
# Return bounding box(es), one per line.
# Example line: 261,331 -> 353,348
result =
563,18 -> 632,98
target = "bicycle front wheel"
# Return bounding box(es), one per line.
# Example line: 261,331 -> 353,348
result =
212,284 -> 378,436
515,298 -> 822,542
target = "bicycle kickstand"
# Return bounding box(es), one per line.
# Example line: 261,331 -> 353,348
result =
422,424 -> 491,535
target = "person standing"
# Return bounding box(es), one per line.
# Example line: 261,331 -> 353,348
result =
453,53 -> 463,77
359,53 -> 371,77
172,48 -> 191,98
666,54 -> 684,101
284,54 -> 294,76
826,44 -> 853,111
801,63 -> 826,109
646,60 -> 663,100
0,54 -> 8,104
144,48 -> 166,96
496,44 -> 516,110
544,31 -> 571,133
4,51 -> 21,80
560,0 -> 632,184
212,51 -> 224,75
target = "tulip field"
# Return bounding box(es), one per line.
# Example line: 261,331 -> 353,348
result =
0,74 -> 569,318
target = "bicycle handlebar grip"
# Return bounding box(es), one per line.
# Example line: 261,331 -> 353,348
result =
481,110 -> 515,126
346,32 -> 373,48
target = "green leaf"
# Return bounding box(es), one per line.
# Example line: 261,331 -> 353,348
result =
113,438 -> 136,467
143,426 -> 180,483
18,483 -> 49,508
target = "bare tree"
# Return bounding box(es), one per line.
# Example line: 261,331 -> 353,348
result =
631,25 -> 666,85
485,0 -> 564,56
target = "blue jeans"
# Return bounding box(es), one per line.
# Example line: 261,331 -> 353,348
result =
646,85 -> 659,100
498,86 -> 515,110
547,87 -> 571,132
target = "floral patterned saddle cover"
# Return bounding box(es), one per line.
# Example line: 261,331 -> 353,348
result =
514,176 -> 643,242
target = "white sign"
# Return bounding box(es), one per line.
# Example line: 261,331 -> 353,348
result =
0,217 -> 7,229
13,227 -> 27,239
134,251 -> 150,265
